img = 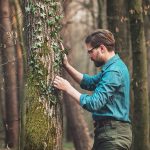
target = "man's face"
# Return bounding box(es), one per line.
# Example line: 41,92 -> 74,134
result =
86,44 -> 105,67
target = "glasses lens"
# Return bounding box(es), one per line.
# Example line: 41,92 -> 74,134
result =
88,47 -> 94,54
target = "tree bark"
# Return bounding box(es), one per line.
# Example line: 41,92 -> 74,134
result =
143,0 -> 150,144
106,0 -> 134,125
64,93 -> 92,150
97,0 -> 107,28
107,0 -> 131,66
0,26 -> 6,149
0,0 -> 19,149
128,0 -> 150,149
10,0 -> 24,149
23,0 -> 63,149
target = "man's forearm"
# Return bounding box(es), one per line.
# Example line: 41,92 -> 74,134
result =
66,85 -> 81,105
64,63 -> 83,84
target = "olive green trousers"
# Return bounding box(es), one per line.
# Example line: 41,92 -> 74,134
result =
92,120 -> 132,150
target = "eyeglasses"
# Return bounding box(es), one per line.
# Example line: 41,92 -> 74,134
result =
87,46 -> 99,54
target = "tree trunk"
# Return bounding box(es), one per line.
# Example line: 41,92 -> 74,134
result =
107,0 -> 131,66
10,0 -> 24,149
128,0 -> 149,149
0,27 -> 6,148
97,0 -> 107,28
107,0 -> 134,125
0,0 -> 19,149
64,93 -> 92,150
143,0 -> 150,144
23,0 -> 63,149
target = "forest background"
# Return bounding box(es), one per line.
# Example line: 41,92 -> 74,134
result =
0,0 -> 150,150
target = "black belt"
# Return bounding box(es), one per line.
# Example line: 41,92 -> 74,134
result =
94,117 -> 129,128
94,120 -> 112,128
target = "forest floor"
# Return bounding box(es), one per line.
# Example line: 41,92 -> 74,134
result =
63,141 -> 75,150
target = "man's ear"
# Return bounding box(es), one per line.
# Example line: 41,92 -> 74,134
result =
100,45 -> 105,53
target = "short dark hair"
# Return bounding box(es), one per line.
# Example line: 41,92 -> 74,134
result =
85,29 -> 115,51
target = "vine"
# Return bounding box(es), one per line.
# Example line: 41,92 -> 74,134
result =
25,0 -> 65,105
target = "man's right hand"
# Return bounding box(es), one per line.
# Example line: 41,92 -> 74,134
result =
60,42 -> 69,68
63,54 -> 69,68
59,41 -> 83,84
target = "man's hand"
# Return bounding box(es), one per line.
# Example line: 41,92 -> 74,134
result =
53,76 -> 81,105
59,42 -> 83,85
53,76 -> 71,92
59,42 -> 69,68
63,54 -> 69,68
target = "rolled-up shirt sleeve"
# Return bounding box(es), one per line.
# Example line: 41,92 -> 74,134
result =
80,71 -> 122,112
80,72 -> 102,91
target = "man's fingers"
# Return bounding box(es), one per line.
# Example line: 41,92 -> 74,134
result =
55,76 -> 64,81
53,76 -> 63,87
53,80 -> 58,85
60,42 -> 65,50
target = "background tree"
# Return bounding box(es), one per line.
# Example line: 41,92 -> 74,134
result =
0,0 -> 22,149
0,29 -> 6,148
61,0 -> 99,149
128,0 -> 150,149
97,0 -> 107,28
10,0 -> 24,149
106,0 -> 134,121
143,0 -> 150,142
107,0 -> 131,66
23,0 -> 63,149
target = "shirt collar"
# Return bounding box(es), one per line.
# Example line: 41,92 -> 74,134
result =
101,54 -> 120,71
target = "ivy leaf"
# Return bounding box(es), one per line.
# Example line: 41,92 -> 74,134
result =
25,6 -> 31,12
36,2 -> 41,8
47,19 -> 55,27
37,27 -> 43,32
36,21 -> 42,26
38,70 -> 43,75
55,16 -> 60,22
36,35 -> 43,41
40,12 -> 46,18
51,2 -> 57,10
31,6 -> 36,14
45,0 -> 51,3
40,5 -> 45,11
36,42 -> 42,48
48,11 -> 53,16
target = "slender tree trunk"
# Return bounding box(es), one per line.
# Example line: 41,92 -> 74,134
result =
0,29 -> 6,148
107,0 -> 131,66
11,0 -> 24,149
62,0 -> 97,149
0,0 -> 19,149
107,0 -> 134,124
143,0 -> 150,144
97,0 -> 107,28
64,93 -> 92,150
128,0 -> 149,149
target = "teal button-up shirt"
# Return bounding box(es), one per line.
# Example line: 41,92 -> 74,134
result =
80,54 -> 130,122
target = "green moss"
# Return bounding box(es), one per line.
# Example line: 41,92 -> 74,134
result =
24,81 -> 57,150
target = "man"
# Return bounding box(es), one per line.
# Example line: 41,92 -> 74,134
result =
53,29 -> 132,150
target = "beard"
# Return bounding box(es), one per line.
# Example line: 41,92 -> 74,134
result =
93,60 -> 105,67
90,56 -> 105,67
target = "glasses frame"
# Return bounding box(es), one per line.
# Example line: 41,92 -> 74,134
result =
87,45 -> 99,54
